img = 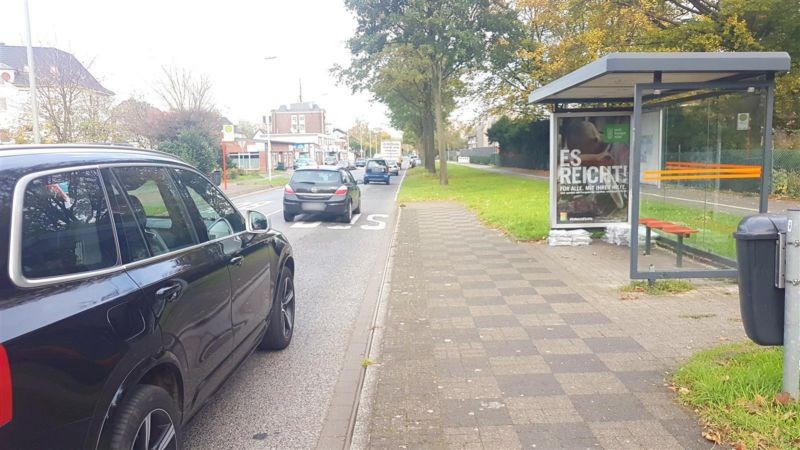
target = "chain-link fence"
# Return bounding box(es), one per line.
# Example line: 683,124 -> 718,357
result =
772,148 -> 800,197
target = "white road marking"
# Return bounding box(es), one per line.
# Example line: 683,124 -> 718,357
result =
266,209 -> 283,217
327,213 -> 362,230
361,214 -> 388,230
291,221 -> 322,228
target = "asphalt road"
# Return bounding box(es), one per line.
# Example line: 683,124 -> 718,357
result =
182,168 -> 402,449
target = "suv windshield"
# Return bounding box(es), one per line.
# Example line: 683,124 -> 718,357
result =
291,170 -> 341,185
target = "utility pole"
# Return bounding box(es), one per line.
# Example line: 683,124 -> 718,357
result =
24,0 -> 40,144
783,208 -> 800,398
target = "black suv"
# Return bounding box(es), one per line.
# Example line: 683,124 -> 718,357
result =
0,145 -> 296,449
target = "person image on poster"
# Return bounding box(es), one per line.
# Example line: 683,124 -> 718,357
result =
557,117 -> 629,224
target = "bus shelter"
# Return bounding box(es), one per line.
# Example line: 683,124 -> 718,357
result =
529,52 -> 791,280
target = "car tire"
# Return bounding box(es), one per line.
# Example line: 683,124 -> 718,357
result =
283,211 -> 294,222
259,267 -> 295,351
353,199 -> 361,215
105,385 -> 179,450
340,200 -> 353,223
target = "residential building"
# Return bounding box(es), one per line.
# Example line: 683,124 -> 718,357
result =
226,101 -> 346,173
0,43 -> 113,142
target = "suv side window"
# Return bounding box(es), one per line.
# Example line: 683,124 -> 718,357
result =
20,169 -> 118,279
112,167 -> 197,256
173,169 -> 245,241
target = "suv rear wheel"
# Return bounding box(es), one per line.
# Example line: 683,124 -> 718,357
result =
105,385 -> 179,450
283,211 -> 294,222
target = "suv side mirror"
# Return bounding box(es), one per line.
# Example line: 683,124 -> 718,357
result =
247,210 -> 269,232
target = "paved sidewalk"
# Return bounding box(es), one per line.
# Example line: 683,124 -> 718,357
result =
359,202 -> 744,449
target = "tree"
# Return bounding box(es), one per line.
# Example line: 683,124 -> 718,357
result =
155,66 -> 215,112
111,98 -> 164,148
342,0 -> 522,184
34,50 -> 115,143
158,129 -> 218,174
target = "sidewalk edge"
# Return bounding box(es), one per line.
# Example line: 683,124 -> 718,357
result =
347,207 -> 402,449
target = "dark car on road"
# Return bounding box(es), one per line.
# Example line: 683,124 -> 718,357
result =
363,159 -> 391,185
0,145 -> 296,450
282,166 -> 361,223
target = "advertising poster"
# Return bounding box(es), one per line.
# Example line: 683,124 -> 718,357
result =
552,113 -> 631,227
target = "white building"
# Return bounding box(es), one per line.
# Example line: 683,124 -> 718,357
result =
0,43 -> 113,142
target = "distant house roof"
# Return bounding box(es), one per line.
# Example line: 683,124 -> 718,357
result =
274,102 -> 323,113
0,44 -> 113,95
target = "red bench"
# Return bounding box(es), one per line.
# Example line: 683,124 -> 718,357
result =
639,218 -> 699,267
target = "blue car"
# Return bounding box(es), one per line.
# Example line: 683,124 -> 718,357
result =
363,159 -> 391,185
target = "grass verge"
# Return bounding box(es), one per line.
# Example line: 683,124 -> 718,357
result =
619,279 -> 695,295
232,173 -> 289,186
399,164 -> 550,240
641,200 -> 742,260
673,342 -> 800,449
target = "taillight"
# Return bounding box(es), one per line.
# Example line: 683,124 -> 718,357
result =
0,344 -> 11,427
334,186 -> 348,196
284,184 -> 295,195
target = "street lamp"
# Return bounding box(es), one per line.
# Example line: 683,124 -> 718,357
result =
24,0 -> 40,144
263,56 -> 278,180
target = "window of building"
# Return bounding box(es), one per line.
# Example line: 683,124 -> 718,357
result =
20,169 -> 118,279
298,115 -> 306,133
291,115 -> 298,133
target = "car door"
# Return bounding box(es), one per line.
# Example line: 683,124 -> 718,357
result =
343,170 -> 360,209
108,166 -> 234,413
172,168 -> 273,350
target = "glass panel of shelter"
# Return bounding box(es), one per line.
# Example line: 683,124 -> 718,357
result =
634,85 -> 768,276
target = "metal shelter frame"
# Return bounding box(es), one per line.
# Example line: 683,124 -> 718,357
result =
529,52 -> 791,280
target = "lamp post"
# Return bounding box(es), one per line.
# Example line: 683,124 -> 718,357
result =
24,0 -> 40,144
264,56 -> 278,180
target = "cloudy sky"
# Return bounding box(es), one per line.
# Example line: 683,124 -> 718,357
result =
0,0 -> 396,133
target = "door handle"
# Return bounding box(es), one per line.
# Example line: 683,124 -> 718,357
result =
229,256 -> 244,266
156,283 -> 182,303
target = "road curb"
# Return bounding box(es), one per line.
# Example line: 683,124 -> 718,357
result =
348,206 -> 401,450
347,169 -> 407,448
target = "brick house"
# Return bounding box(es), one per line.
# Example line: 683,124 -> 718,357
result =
227,102 -> 346,173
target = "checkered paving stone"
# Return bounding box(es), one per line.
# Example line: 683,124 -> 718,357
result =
365,203 -> 715,449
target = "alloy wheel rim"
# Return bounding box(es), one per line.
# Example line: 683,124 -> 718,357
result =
280,277 -> 295,338
131,408 -> 176,450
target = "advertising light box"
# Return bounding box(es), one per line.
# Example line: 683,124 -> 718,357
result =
550,112 -> 632,228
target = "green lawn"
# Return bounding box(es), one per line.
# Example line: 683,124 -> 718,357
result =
399,164 -> 742,255
641,200 -> 741,259
399,164 -> 550,240
231,172 -> 289,186
673,342 -> 800,449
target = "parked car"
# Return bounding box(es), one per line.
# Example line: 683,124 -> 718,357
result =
324,156 -> 337,165
355,158 -> 367,168
387,159 -> 400,176
337,160 -> 356,171
0,145 -> 296,449
282,166 -> 361,223
363,159 -> 391,185
293,158 -> 317,170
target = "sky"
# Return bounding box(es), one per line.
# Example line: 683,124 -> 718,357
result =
0,0 -> 397,135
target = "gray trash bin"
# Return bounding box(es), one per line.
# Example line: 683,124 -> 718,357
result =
733,214 -> 788,346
